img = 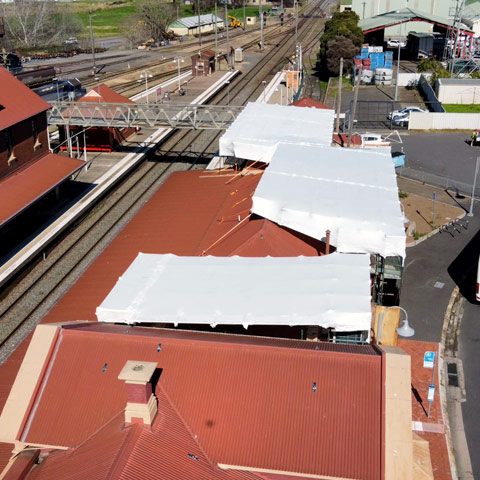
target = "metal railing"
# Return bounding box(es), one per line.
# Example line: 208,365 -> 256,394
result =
397,166 -> 480,197
47,101 -> 245,130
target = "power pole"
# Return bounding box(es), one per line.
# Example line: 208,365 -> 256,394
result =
336,58 -> 343,134
197,0 -> 202,47
347,65 -> 362,148
88,11 -> 96,75
260,0 -> 264,50
362,1 -> 366,19
214,3 -> 218,64
225,2 -> 230,65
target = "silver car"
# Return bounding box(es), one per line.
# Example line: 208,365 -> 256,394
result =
388,106 -> 428,120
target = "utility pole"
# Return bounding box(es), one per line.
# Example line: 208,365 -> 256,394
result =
362,1 -> 366,19
347,64 -> 362,148
88,11 -> 96,75
336,58 -> 343,134
243,0 -> 246,30
197,0 -> 202,47
260,0 -> 264,50
214,3 -> 218,59
225,2 -> 230,66
295,0 -> 298,46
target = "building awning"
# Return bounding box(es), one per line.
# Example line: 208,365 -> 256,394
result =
251,143 -> 406,259
219,102 -> 335,163
0,153 -> 85,227
96,252 -> 373,332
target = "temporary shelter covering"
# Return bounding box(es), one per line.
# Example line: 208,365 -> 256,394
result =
218,102 -> 335,163
251,143 -> 406,258
96,252 -> 372,331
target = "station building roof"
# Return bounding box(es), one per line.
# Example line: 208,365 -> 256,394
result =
96,252 -> 372,331
78,83 -> 135,104
40,170 -> 327,326
359,7 -> 473,34
219,103 -> 335,163
0,67 -> 50,130
0,322 -> 383,480
0,153 -> 85,227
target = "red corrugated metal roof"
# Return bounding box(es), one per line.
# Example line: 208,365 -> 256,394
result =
43,171 -> 324,325
0,67 -> 50,130
78,84 -> 134,104
0,153 -> 85,226
290,98 -> 332,110
26,414 -> 139,480
0,443 -> 14,475
20,324 -> 382,479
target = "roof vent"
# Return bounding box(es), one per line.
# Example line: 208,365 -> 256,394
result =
118,360 -> 158,427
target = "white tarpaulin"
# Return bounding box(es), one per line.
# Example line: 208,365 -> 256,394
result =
96,252 -> 372,332
251,143 -> 406,259
219,102 -> 335,163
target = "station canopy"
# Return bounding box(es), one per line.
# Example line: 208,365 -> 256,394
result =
96,252 -> 372,332
251,143 -> 406,259
358,7 -> 473,34
219,102 -> 335,163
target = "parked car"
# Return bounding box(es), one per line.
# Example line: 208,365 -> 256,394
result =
387,106 -> 428,120
359,133 -> 391,147
387,39 -> 406,48
64,37 -> 78,45
391,113 -> 410,127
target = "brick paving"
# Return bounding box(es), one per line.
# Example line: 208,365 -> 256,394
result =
399,339 -> 453,480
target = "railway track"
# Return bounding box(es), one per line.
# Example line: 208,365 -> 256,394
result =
0,0 -> 331,358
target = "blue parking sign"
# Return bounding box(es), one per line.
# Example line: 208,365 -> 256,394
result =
424,351 -> 435,369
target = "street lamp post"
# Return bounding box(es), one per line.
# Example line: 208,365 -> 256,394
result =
467,156 -> 480,216
88,10 -> 97,76
377,306 -> 415,345
226,80 -> 230,104
139,70 -> 152,102
394,11 -> 402,102
197,0 -> 202,47
174,57 -> 184,92
295,0 -> 298,46
262,80 -> 267,103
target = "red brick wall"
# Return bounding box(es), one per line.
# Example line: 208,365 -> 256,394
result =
125,382 -> 152,404
0,113 -> 49,180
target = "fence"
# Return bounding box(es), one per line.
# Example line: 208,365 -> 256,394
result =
409,112 -> 480,130
417,74 -> 445,113
396,165 -> 480,197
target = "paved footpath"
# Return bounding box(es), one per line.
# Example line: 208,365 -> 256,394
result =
399,177 -> 479,479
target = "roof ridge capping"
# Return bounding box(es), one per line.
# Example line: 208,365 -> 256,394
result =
0,324 -> 60,444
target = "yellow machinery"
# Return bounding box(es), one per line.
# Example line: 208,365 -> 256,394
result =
228,15 -> 243,28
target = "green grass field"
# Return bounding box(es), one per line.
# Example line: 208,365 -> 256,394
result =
443,104 -> 480,113
76,2 -> 136,38
72,1 -> 269,39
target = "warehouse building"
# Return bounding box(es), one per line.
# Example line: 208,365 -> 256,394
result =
168,14 -> 225,36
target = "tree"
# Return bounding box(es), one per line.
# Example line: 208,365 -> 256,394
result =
326,36 -> 358,75
122,16 -> 149,48
136,0 -> 176,42
418,58 -> 451,86
317,10 -> 363,78
0,1 -> 82,49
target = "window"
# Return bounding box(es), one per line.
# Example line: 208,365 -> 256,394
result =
5,129 -> 13,157
32,117 -> 41,150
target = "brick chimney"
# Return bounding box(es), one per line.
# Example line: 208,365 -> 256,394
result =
118,361 -> 158,426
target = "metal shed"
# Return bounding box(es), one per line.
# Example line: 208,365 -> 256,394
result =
168,14 -> 224,36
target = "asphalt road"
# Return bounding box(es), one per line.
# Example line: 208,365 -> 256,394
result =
398,131 -> 480,477
399,132 -> 480,189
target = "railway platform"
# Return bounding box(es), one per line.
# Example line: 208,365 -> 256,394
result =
0,69 -> 239,288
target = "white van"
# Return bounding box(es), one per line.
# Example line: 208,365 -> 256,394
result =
477,255 -> 480,302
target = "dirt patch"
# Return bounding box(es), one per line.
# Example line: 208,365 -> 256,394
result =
400,192 -> 464,244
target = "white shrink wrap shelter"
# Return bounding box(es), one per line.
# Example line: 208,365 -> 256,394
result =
251,143 -> 406,259
219,102 -> 335,163
96,252 -> 373,332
